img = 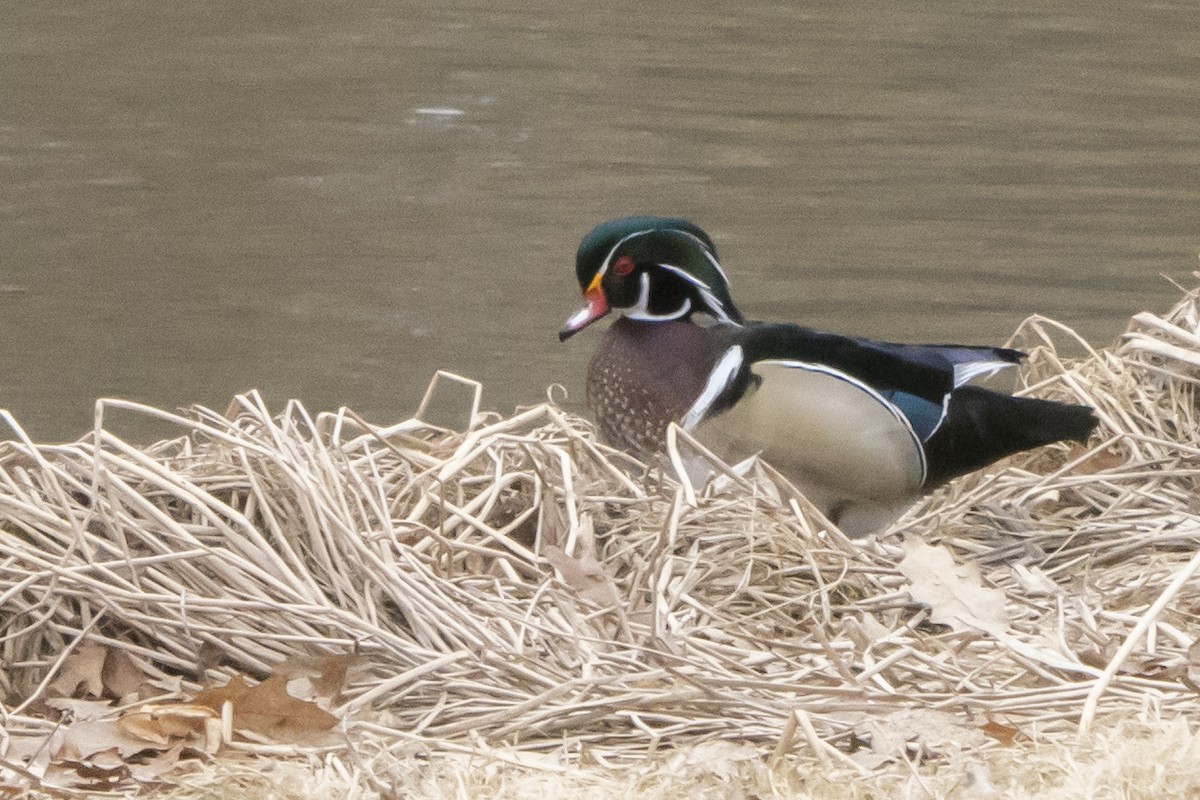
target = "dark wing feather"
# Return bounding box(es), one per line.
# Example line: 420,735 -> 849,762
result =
737,324 -> 1021,404
869,341 -> 1025,386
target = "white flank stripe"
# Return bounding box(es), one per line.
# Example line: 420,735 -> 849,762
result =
681,346 -> 744,430
927,393 -> 953,439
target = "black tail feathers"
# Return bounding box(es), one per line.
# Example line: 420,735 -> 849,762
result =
923,386 -> 1098,488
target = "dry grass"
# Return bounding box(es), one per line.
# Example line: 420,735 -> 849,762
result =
144,716 -> 1200,800
1,276 -> 1199,796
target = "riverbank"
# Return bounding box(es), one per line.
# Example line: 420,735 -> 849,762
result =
2,277 -> 1198,797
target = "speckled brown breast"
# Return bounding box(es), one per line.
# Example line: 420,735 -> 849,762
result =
585,318 -> 731,456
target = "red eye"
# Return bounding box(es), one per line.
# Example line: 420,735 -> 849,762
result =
613,255 -> 635,277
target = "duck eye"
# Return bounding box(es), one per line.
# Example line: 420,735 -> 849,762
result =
612,255 -> 635,277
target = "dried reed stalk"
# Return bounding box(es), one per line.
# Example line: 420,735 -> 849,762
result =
2,277 -> 1199,770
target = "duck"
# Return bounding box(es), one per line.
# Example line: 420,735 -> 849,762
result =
559,215 -> 1098,535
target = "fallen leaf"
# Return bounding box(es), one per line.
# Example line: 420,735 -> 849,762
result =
196,641 -> 228,674
118,703 -> 217,748
851,709 -> 986,769
544,543 -> 622,608
85,748 -> 126,771
46,645 -> 149,702
102,647 -> 147,700
275,652 -> 359,699
190,674 -> 337,737
48,645 -> 108,698
57,719 -> 159,761
900,538 -> 1088,674
4,730 -> 62,780
980,719 -> 1023,746
1075,445 -> 1127,473
310,654 -> 355,698
544,516 -> 622,611
898,537 -> 1008,637
44,698 -> 115,721
125,744 -> 192,783
54,753 -> 130,792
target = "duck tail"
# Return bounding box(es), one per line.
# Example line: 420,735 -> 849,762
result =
923,386 -> 1098,487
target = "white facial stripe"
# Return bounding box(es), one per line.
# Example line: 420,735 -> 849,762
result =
625,272 -> 692,321
667,228 -> 731,283
664,228 -> 733,285
599,226 -> 729,284
700,249 -> 731,286
597,229 -> 654,279
670,229 -> 712,252
598,227 -> 738,325
654,262 -> 708,287
681,346 -> 744,430
697,286 -> 734,323
655,263 -> 735,323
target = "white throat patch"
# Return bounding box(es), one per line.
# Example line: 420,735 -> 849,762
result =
625,272 -> 693,321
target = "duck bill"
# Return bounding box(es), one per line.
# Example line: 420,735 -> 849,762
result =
559,282 -> 610,342
559,287 -> 610,341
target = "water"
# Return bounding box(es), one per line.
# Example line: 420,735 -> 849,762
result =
2,0 -> 1197,441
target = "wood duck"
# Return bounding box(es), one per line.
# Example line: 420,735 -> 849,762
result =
559,216 -> 1098,535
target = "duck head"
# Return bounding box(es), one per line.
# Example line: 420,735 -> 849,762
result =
559,216 -> 746,341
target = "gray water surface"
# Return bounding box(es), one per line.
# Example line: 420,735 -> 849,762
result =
2,0 -> 1197,441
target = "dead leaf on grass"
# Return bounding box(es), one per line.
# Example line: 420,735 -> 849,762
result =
125,743 -> 194,783
544,543 -> 622,608
47,644 -> 150,701
190,674 -> 338,738
44,697 -> 116,721
900,537 -> 1087,674
48,644 -> 108,698
119,703 -> 219,751
544,517 -> 622,610
898,537 -> 1008,637
851,709 -> 987,769
276,652 -> 360,701
102,647 -> 147,700
196,640 -> 229,674
58,719 -> 160,761
3,730 -> 63,781
980,718 -> 1024,746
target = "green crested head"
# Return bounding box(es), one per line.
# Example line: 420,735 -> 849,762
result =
573,216 -> 719,287
561,216 -> 745,341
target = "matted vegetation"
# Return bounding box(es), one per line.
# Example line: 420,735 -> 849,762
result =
1,278 -> 1199,795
